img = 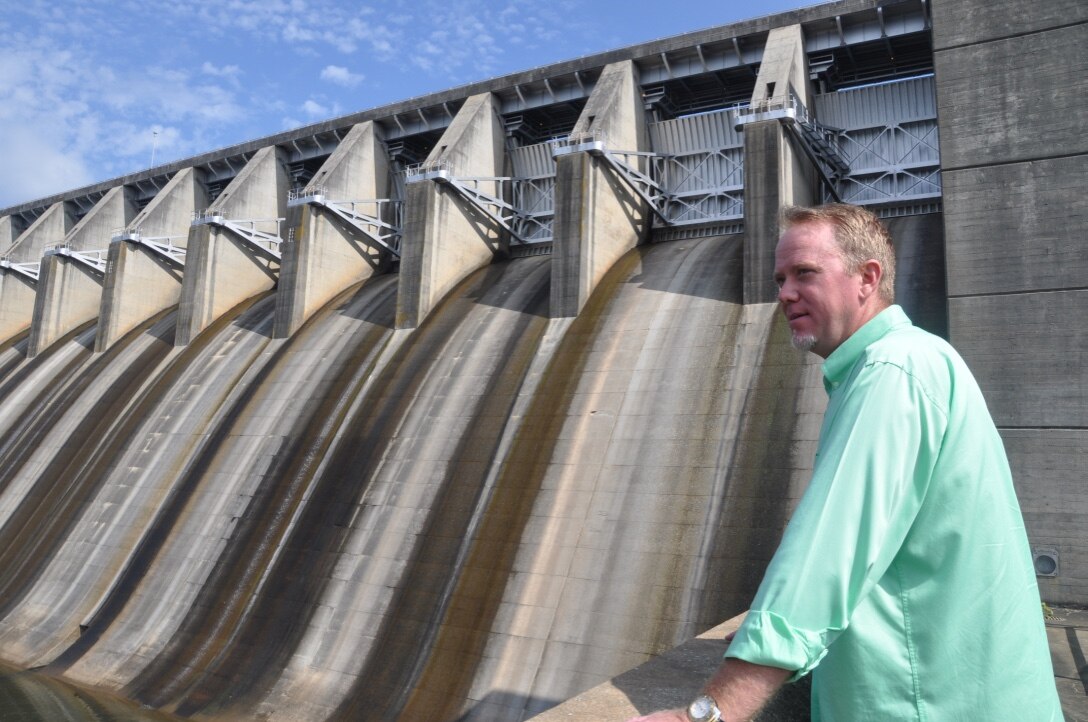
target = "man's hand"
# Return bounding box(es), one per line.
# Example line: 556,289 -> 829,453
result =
625,709 -> 687,722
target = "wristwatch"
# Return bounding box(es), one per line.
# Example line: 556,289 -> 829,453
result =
686,694 -> 722,722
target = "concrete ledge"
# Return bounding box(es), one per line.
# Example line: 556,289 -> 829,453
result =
530,614 -> 811,721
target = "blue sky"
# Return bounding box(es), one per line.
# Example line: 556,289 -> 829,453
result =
0,0 -> 807,210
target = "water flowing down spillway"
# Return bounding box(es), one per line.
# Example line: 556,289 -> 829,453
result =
0,235 -> 824,721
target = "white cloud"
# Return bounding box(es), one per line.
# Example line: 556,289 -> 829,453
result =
320,65 -> 364,87
301,99 -> 328,117
201,61 -> 242,79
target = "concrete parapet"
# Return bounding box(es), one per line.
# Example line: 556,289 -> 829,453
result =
550,60 -> 650,318
26,186 -> 138,356
529,613 -> 811,721
96,168 -> 206,352
175,146 -> 290,346
275,121 -> 392,338
396,93 -> 505,329
740,25 -> 817,304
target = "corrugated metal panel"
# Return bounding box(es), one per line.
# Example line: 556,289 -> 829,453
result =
649,108 -> 743,154
815,75 -> 937,127
509,142 -> 555,179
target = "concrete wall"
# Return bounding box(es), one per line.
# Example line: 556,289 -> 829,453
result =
551,60 -> 650,318
175,146 -> 289,346
0,216 -> 24,256
96,168 -> 206,352
0,203 -> 76,345
396,93 -> 505,329
933,0 -> 1088,603
741,26 -> 818,304
275,121 -> 392,338
27,187 -> 138,356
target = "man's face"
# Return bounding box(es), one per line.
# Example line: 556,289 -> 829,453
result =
773,221 -> 868,359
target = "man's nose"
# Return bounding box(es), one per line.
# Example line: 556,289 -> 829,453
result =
777,279 -> 797,304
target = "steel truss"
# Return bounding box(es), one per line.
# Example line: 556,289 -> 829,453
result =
551,135 -> 670,224
733,87 -> 851,200
404,160 -> 552,244
111,228 -> 187,267
191,211 -> 284,261
44,243 -> 109,277
828,118 -> 940,206
650,145 -> 745,226
0,258 -> 40,282
287,188 -> 403,257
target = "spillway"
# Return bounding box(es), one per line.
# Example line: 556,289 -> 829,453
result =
0,234 -> 823,720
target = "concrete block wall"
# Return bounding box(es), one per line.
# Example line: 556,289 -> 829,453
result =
96,168 -> 206,352
933,0 -> 1088,603
275,121 -> 391,338
175,145 -> 290,346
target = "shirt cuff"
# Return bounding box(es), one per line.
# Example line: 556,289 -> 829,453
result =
724,610 -> 831,682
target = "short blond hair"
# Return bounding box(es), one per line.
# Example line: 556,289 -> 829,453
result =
781,203 -> 896,304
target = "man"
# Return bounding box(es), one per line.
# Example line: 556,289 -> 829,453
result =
629,204 -> 1062,721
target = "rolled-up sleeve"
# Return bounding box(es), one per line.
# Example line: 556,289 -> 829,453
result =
725,357 -> 947,680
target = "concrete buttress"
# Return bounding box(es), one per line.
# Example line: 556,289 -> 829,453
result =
96,168 -> 207,353
28,186 -> 139,357
275,121 -> 391,338
175,145 -> 290,346
0,216 -> 24,256
550,60 -> 650,318
396,93 -> 506,329
0,203 -> 75,345
741,24 -> 818,304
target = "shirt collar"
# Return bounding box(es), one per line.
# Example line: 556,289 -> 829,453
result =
822,305 -> 910,391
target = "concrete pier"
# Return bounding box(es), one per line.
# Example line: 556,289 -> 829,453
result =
96,168 -> 207,352
0,202 -> 75,345
550,60 -> 650,318
175,145 -> 290,346
0,216 -> 23,256
740,25 -> 817,304
396,93 -> 506,329
28,186 -> 138,357
274,121 -> 392,338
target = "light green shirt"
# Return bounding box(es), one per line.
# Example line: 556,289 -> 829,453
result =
726,306 -> 1062,720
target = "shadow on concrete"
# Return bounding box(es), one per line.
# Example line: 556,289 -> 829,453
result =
627,233 -> 744,305
609,636 -> 811,722
455,690 -> 564,721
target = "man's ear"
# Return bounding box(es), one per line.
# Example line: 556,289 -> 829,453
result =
859,259 -> 882,300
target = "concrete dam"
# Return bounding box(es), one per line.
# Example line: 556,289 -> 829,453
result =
0,0 -> 1084,719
